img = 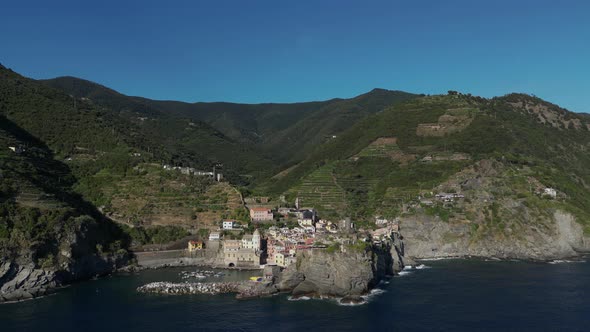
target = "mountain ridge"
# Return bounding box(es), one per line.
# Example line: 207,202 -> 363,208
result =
41,76 -> 418,166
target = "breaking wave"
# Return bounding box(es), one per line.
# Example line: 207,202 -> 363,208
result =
548,259 -> 586,264
287,296 -> 311,301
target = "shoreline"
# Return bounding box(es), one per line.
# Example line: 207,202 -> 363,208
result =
3,251 -> 588,305
414,252 -> 589,264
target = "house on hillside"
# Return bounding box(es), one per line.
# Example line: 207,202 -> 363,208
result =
250,207 -> 274,222
188,240 -> 203,251
543,187 -> 557,199
222,220 -> 241,230
298,209 -> 317,227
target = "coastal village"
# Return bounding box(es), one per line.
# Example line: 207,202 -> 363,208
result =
155,155 -> 564,275
182,194 -> 402,271
175,174 -> 560,269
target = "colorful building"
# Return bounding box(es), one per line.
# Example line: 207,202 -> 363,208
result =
250,207 -> 274,221
188,240 -> 203,251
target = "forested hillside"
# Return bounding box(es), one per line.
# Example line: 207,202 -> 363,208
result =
43,76 -> 417,166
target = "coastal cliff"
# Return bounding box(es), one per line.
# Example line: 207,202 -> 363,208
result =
277,234 -> 408,300
401,210 -> 590,261
135,234 -> 410,302
398,160 -> 590,261
0,216 -> 129,303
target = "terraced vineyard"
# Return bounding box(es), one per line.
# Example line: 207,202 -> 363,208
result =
83,163 -> 244,230
356,137 -> 401,158
292,163 -> 347,218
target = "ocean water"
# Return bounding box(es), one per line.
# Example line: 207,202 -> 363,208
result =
2,259 -> 589,332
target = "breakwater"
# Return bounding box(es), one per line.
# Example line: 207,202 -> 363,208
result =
137,281 -> 241,295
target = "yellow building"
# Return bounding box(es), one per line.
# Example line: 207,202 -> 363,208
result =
274,252 -> 296,268
188,240 -> 203,252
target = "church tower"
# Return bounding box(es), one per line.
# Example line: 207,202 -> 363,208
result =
252,229 -> 261,250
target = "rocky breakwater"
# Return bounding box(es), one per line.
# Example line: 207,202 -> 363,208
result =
137,280 -> 280,299
278,238 -> 407,304
137,281 -> 242,295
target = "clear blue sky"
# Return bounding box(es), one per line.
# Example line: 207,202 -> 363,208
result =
2,0 -> 589,112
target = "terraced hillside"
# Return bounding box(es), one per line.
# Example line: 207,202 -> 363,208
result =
290,163 -> 347,218
77,163 -> 246,231
0,115 -> 128,274
265,92 -> 590,237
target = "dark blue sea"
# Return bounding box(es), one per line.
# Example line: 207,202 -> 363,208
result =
2,259 -> 589,332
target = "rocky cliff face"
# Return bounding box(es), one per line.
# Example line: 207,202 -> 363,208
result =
397,159 -> 590,261
0,217 -> 129,303
400,210 -> 590,260
278,235 -> 408,298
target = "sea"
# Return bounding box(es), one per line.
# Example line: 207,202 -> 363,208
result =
2,258 -> 589,332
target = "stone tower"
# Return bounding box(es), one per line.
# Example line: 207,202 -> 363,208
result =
253,229 -> 261,250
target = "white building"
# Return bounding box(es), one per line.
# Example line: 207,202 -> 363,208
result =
223,221 -> 236,230
544,188 -> 557,199
241,229 -> 261,250
375,217 -> 389,225
209,232 -> 221,241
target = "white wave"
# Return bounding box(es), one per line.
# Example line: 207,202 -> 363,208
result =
548,259 -> 586,264
288,296 -> 311,301
367,288 -> 386,296
403,265 -> 413,270
337,299 -> 367,306
415,264 -> 429,269
419,256 -> 461,261
397,270 -> 412,277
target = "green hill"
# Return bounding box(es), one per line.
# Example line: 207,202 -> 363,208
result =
263,92 -> 590,239
0,114 -> 128,275
39,75 -> 276,183
4,62 -> 590,265
42,76 -> 417,167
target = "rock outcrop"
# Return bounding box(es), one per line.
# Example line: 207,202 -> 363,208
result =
278,236 -> 407,298
400,210 -> 590,260
0,217 -> 129,303
0,262 -> 57,302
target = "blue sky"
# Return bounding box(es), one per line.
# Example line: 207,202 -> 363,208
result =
2,0 -> 589,112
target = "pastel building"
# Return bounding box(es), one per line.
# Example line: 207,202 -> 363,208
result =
187,240 -> 203,251
250,207 -> 274,222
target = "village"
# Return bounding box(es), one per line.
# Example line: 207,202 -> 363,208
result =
180,176 -> 561,273
183,196 -> 404,271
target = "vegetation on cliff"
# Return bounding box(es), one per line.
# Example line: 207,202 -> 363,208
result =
262,92 -> 590,238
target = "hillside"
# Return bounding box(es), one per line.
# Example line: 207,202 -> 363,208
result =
0,64 -> 270,301
3,62 -> 590,274
0,65 -> 254,245
92,163 -> 246,230
40,75 -> 275,183
264,92 -> 590,258
42,76 -> 417,166
0,114 -> 130,301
